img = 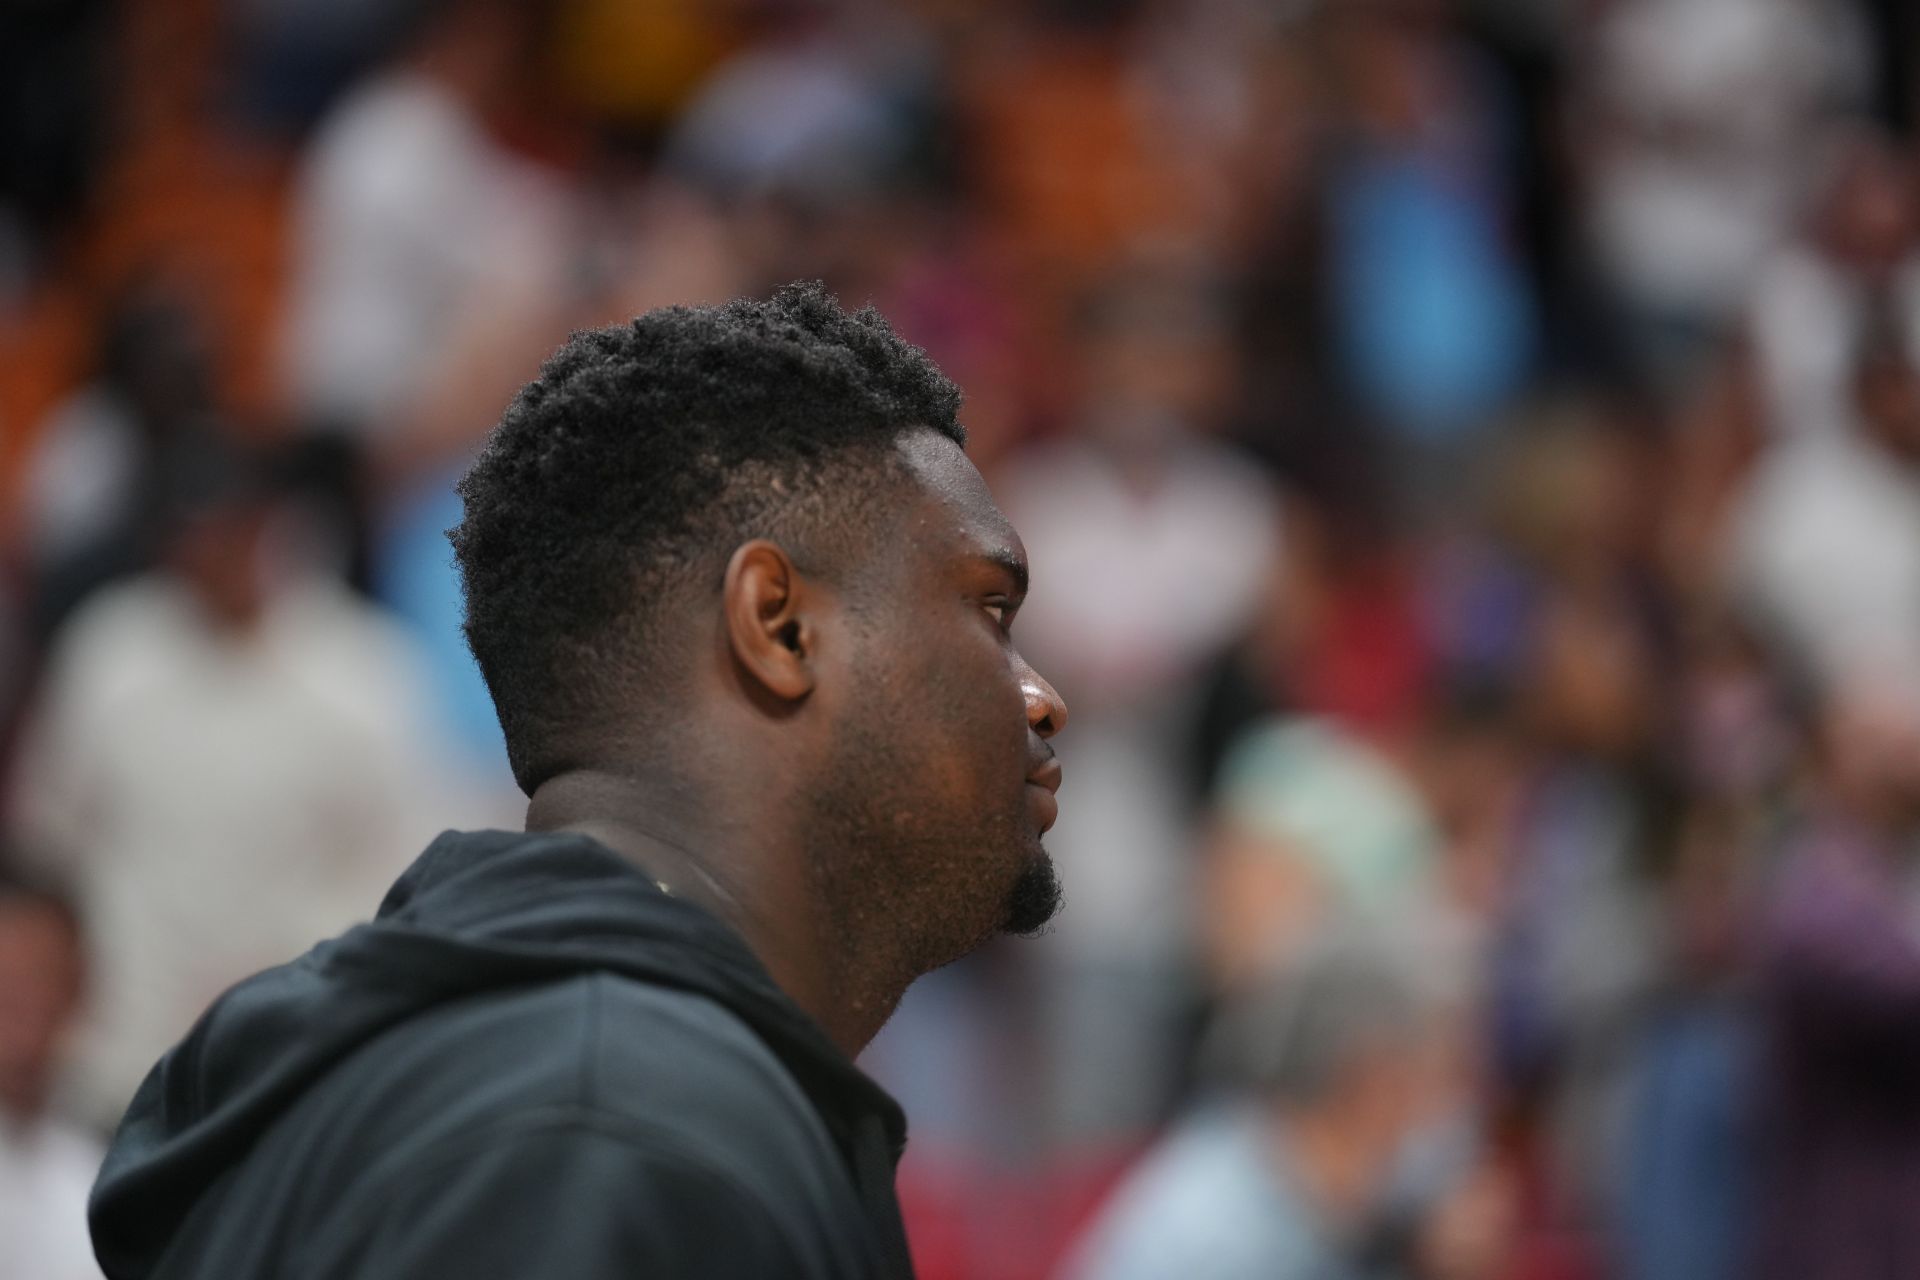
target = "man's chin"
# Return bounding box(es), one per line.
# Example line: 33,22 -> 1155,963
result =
1002,847 -> 1063,937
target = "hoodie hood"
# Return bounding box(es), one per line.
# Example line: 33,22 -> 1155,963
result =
90,829 -> 909,1277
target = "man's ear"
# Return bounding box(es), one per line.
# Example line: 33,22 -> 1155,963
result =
722,540 -> 817,704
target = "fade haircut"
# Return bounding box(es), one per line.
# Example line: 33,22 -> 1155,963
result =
451,282 -> 965,793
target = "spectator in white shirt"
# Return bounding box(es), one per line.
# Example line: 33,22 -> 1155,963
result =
1730,305 -> 1920,690
7,442 -> 450,1127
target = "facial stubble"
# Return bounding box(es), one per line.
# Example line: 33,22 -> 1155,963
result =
804,714 -> 1062,1003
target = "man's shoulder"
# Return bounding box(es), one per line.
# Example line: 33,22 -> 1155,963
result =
150,974 -> 882,1279
323,972 -> 829,1165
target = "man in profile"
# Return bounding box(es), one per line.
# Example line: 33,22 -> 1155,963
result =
88,283 -> 1069,1279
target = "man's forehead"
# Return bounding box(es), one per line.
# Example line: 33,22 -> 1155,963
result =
894,428 -> 1025,564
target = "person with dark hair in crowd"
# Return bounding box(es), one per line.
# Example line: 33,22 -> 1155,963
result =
0,864 -> 101,1280
86,282 -> 1069,1279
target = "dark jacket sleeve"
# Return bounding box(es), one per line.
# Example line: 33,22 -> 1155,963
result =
301,1116 -> 817,1280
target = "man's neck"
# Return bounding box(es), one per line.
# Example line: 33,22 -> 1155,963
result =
525,769 -> 888,1057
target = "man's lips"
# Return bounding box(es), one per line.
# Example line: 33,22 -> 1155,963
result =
1026,757 -> 1062,833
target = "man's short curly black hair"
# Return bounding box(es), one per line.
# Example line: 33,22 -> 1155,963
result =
451,281 -> 966,793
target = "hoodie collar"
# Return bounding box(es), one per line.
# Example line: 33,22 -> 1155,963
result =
92,829 -> 908,1275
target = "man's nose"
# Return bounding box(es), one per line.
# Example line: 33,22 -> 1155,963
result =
1022,665 -> 1068,738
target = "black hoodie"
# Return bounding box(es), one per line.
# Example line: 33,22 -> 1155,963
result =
89,829 -> 917,1279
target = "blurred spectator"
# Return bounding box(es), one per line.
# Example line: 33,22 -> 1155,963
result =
1753,681 -> 1920,1280
1615,800 -> 1758,1280
1747,127 -> 1920,441
1657,342 -> 1769,599
5,441 -> 448,1125
278,0 -> 576,467
1062,927 -> 1506,1280
1573,0 -> 1870,382
0,866 -> 102,1280
1314,0 -> 1536,455
1432,410 -> 1683,1260
1486,582 -> 1673,1241
21,282 -> 220,643
1729,305 -> 1920,687
1201,716 -> 1453,995
273,0 -> 587,604
1403,684 -> 1530,937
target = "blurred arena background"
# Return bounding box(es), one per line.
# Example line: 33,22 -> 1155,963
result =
3,1 -> 1920,1277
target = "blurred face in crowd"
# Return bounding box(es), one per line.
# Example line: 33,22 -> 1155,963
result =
1526,589 -> 1657,760
1495,415 -> 1652,586
0,897 -> 83,1121
415,0 -> 546,110
164,499 -> 275,633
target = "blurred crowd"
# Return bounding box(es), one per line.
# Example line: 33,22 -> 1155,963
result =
4,0 -> 1920,1277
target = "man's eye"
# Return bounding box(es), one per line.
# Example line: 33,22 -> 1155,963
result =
983,601 -> 1014,631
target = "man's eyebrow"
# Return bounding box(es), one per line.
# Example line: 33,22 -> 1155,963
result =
977,549 -> 1029,596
